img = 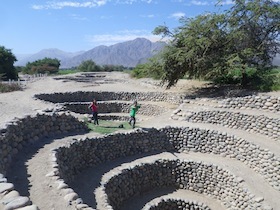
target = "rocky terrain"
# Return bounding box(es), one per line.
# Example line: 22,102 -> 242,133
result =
0,72 -> 279,210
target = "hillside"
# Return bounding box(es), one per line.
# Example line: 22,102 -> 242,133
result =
15,38 -> 166,68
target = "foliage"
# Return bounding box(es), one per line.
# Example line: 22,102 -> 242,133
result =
15,66 -> 24,73
131,56 -> 165,80
85,119 -> 132,134
0,82 -> 21,93
78,60 -> 128,72
252,67 -> 280,91
153,0 -> 280,88
78,60 -> 101,72
102,64 -> 126,72
0,46 -> 18,80
56,69 -> 79,75
23,57 -> 60,74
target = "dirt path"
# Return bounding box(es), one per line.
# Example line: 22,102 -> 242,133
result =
1,72 -> 280,210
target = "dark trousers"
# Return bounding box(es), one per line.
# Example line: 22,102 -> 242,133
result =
129,116 -> 136,128
92,112 -> 99,125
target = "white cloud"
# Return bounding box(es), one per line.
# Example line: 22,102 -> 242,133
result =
169,12 -> 185,20
115,0 -> 154,4
32,0 -> 107,10
190,0 -> 209,6
32,0 -> 156,9
85,30 -> 166,46
69,14 -> 88,20
140,14 -> 155,18
216,0 -> 234,5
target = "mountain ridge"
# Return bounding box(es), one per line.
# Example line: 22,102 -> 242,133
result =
15,38 -> 166,68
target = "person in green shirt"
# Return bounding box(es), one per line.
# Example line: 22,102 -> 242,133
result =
129,100 -> 140,128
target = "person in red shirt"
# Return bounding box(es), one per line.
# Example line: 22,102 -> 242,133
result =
88,99 -> 99,125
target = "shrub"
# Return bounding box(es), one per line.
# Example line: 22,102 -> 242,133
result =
0,83 -> 22,93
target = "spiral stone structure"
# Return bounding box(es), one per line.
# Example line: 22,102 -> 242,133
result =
0,72 -> 279,210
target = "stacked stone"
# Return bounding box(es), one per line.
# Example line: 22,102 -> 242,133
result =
53,126 -> 280,210
0,178 -> 38,210
34,91 -> 184,104
98,115 -> 130,121
161,127 -> 280,191
217,95 -> 280,112
172,110 -> 280,140
144,198 -> 211,210
0,113 -> 88,174
98,159 -> 268,210
55,128 -> 174,183
63,102 -> 167,116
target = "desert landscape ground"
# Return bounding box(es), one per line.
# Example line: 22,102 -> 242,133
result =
0,71 -> 279,210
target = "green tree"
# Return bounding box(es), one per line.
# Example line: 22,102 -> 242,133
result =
154,13 -> 229,87
78,60 -> 101,72
24,57 -> 60,74
153,0 -> 280,88
102,64 -> 126,72
132,56 -> 165,80
0,46 -> 18,80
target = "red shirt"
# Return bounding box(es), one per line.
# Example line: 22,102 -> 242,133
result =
90,103 -> 98,112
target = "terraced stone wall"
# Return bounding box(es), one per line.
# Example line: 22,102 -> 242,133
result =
63,102 -> 167,116
34,91 -> 184,104
143,198 -> 211,210
54,126 -> 278,209
55,129 -> 174,182
161,127 -> 280,191
0,113 -> 88,209
172,110 -> 280,140
97,159 -> 259,210
0,113 -> 88,174
55,127 -> 280,193
218,95 -> 280,112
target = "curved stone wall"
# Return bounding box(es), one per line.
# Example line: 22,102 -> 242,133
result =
0,113 -> 88,174
218,95 -> 280,113
55,127 -> 280,193
0,113 -> 88,210
63,102 -> 168,116
172,110 -> 280,140
55,129 -> 174,182
50,126 -> 279,209
97,159 -> 264,210
161,127 -> 280,191
143,198 -> 211,210
0,107 -> 278,209
34,91 -> 184,104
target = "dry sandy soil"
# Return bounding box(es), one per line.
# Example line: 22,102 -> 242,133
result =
0,72 -> 279,210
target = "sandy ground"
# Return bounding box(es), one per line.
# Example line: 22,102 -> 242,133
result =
1,72 -> 280,210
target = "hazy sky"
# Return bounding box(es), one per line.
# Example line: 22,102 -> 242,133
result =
1,0 -> 235,54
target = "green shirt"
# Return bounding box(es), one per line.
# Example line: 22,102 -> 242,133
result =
130,105 -> 140,117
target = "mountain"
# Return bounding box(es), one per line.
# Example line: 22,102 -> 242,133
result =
60,38 -> 166,68
15,48 -> 85,66
15,38 -> 166,68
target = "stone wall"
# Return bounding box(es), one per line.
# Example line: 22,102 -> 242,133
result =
55,129 -> 174,182
172,110 -> 280,140
0,113 -> 88,174
53,127 -> 278,209
161,127 -> 280,191
143,198 -> 211,210
97,159 -> 260,210
34,91 -> 184,104
63,102 -> 167,116
0,113 -> 88,210
218,95 -> 280,113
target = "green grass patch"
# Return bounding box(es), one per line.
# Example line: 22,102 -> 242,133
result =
85,119 -> 134,134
